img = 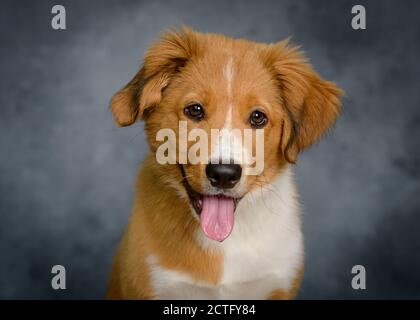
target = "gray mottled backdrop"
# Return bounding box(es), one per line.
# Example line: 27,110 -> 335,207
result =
1,0 -> 419,299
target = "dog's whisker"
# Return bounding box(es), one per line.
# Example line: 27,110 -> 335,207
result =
255,175 -> 288,206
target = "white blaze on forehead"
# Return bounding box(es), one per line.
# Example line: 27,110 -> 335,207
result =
223,57 -> 234,129
210,56 -> 247,167
224,56 -> 234,97
211,56 -> 236,164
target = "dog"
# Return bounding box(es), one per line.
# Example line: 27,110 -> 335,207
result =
107,28 -> 342,299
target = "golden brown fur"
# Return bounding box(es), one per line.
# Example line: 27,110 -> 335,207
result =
107,28 -> 342,299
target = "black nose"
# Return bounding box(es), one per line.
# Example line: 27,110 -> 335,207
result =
205,164 -> 242,189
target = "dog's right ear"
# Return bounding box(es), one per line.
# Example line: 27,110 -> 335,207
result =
110,28 -> 200,126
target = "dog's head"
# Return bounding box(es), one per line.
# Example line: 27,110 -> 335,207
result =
111,28 -> 342,241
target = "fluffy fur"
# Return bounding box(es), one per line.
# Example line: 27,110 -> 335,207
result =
107,28 -> 342,299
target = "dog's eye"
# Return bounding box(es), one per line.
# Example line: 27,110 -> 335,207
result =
184,104 -> 205,121
249,110 -> 268,128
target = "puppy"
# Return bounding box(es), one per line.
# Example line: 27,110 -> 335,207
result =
107,28 -> 342,299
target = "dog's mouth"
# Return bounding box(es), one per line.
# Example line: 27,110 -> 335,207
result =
179,165 -> 241,242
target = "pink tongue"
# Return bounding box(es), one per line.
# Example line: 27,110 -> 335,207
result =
200,196 -> 235,242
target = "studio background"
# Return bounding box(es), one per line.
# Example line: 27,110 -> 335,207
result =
1,0 -> 419,299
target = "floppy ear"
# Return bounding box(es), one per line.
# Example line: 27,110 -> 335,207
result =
110,28 -> 200,126
263,41 -> 343,164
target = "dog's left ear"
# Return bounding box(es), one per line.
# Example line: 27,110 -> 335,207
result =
262,41 -> 344,163
110,28 -> 201,126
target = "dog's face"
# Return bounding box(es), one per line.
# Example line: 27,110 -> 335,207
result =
111,29 -> 342,241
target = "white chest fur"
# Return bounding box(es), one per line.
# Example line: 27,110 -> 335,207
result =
147,168 -> 304,299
